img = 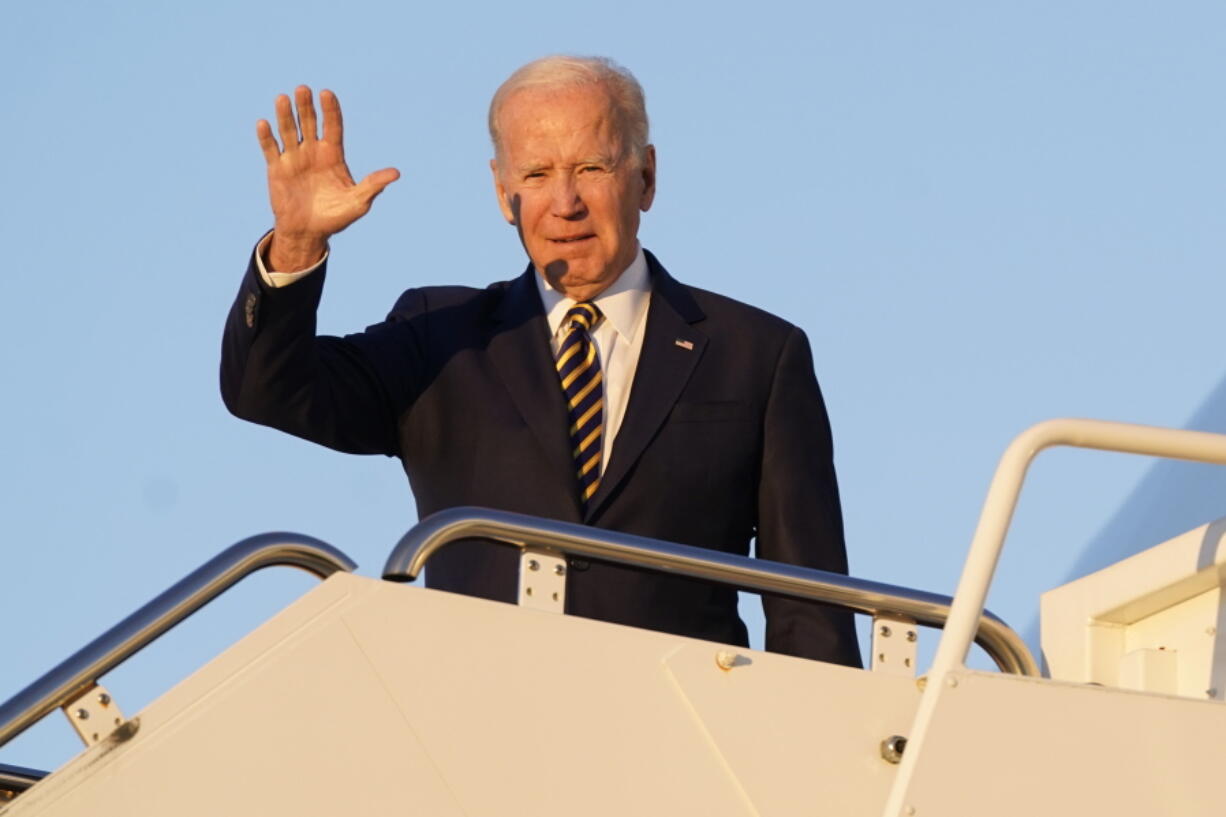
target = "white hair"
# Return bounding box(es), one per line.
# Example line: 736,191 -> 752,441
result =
488,55 -> 650,165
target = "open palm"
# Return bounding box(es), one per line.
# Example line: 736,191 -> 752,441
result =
257,86 -> 399,269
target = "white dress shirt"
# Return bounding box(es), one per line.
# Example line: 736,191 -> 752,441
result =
254,232 -> 328,288
255,234 -> 653,472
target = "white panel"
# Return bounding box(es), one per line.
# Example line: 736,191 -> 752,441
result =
1041,520 -> 1226,700
339,585 -> 762,816
8,577 -> 464,817
1123,588 -> 1219,699
1118,648 -> 1178,694
9,575 -> 919,817
900,670 -> 1226,817
662,645 -> 918,816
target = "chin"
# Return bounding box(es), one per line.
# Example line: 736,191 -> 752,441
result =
567,272 -> 616,293
541,260 -> 611,291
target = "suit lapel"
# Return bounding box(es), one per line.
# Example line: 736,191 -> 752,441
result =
487,267 -> 580,509
586,253 -> 707,520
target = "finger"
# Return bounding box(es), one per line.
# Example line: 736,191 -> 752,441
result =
320,89 -> 343,147
356,167 -> 401,203
256,119 -> 281,163
295,85 -> 318,142
274,94 -> 300,151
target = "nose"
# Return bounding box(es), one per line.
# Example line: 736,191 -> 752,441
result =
549,175 -> 587,219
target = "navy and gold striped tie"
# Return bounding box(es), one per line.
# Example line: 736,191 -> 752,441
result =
556,302 -> 604,508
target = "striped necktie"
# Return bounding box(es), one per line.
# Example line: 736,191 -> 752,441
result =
556,302 -> 604,508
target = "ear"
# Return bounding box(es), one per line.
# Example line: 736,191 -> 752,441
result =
491,159 -> 516,225
639,144 -> 657,212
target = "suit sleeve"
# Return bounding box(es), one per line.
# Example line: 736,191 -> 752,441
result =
220,242 -> 426,457
756,326 -> 862,667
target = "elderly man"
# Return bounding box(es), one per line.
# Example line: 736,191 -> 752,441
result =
222,56 -> 860,666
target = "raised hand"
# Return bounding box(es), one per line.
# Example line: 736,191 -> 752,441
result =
257,86 -> 400,271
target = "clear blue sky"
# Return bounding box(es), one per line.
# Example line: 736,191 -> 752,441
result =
3,0 -> 1224,770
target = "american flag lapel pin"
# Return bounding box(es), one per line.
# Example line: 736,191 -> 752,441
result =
674,338 -> 694,351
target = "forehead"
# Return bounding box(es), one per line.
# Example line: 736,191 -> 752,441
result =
497,85 -> 626,161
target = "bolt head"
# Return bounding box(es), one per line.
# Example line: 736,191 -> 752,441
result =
880,734 -> 908,764
715,650 -> 737,670
75,708 -> 89,720
528,559 -> 540,571
97,693 -> 111,705
878,625 -> 892,637
553,564 -> 566,576
906,630 -> 917,642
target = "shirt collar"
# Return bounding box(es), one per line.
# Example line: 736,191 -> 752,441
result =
536,246 -> 651,343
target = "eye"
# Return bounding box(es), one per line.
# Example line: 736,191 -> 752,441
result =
579,165 -> 604,174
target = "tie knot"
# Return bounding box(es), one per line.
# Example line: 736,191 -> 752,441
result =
563,302 -> 601,332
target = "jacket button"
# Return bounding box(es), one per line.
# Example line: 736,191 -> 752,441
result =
244,292 -> 258,328
569,558 -> 590,571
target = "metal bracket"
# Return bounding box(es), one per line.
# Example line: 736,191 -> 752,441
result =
518,548 -> 567,612
61,684 -> 126,747
872,615 -> 918,677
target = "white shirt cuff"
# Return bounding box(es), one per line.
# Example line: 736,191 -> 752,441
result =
255,231 -> 329,288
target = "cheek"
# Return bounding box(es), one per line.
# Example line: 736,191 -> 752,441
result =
613,202 -> 640,240
611,185 -> 642,227
515,198 -> 548,238
589,191 -> 629,231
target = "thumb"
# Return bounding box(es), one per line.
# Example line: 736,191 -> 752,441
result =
356,167 -> 401,203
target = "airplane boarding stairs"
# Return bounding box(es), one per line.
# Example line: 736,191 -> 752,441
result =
2,419 -> 1225,816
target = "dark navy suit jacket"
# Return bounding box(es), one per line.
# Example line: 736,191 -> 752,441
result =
221,247 -> 861,666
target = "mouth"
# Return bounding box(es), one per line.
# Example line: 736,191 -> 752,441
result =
549,234 -> 595,245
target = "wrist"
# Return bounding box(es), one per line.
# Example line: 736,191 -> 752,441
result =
267,230 -> 328,272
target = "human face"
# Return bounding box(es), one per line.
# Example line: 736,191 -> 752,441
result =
492,85 -> 656,301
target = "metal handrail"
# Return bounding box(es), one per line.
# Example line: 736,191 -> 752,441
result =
0,763 -> 47,797
382,507 -> 1040,676
0,534 -> 356,750
883,418 -> 1226,817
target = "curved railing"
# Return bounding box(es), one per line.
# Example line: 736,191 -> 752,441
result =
382,507 -> 1040,676
0,763 -> 47,798
0,533 -> 356,750
882,419 -> 1226,817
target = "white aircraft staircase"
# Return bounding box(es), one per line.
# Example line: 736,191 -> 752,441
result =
2,419 -> 1224,816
